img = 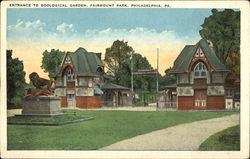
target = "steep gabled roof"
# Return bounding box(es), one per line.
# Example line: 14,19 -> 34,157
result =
69,47 -> 103,76
170,39 -> 228,73
171,45 -> 196,73
54,47 -> 104,78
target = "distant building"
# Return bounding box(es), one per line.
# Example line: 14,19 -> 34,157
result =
54,47 -> 104,109
168,39 -> 236,110
158,83 -> 177,110
224,78 -> 240,110
101,82 -> 133,107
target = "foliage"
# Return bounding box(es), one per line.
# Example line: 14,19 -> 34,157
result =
160,67 -> 176,88
115,53 -> 156,92
199,125 -> 240,151
104,40 -> 134,75
7,50 -> 26,109
225,52 -> 240,83
199,9 -> 240,64
41,49 -> 65,78
8,110 -> 237,150
134,94 -> 156,106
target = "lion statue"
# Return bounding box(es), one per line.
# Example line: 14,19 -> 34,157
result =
29,72 -> 53,90
25,88 -> 52,98
25,72 -> 54,97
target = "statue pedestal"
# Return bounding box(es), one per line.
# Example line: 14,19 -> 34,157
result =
21,96 -> 62,116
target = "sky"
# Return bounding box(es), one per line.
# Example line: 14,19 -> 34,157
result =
7,8 -> 220,82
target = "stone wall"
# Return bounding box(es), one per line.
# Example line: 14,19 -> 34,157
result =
211,72 -> 224,83
56,77 -> 63,86
76,88 -> 94,96
22,96 -> 61,115
207,86 -> 224,95
177,87 -> 194,96
177,73 -> 189,84
78,77 -> 89,86
55,88 -> 66,96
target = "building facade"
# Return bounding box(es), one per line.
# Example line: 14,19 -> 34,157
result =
54,47 -> 104,109
101,82 -> 133,107
170,39 -> 231,110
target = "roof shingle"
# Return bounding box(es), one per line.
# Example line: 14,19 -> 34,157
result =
69,47 -> 103,76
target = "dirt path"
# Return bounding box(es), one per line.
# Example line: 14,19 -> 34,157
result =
100,114 -> 240,151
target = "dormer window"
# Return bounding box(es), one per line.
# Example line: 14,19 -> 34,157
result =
193,62 -> 207,78
67,68 -> 75,81
195,47 -> 204,57
65,56 -> 71,64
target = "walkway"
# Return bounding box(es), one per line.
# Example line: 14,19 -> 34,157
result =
100,114 -> 240,151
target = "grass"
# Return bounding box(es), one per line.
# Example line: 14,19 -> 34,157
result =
7,110 -> 238,150
199,125 -> 240,151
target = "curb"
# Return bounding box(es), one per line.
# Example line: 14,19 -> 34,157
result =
8,117 -> 94,126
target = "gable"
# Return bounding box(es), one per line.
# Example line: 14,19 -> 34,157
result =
194,46 -> 205,58
65,54 -> 72,64
170,39 -> 229,74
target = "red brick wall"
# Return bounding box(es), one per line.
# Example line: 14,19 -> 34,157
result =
61,96 -> 67,107
207,96 -> 225,110
178,96 -> 194,110
76,96 -> 102,109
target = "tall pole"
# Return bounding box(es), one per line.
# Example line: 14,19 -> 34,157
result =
131,52 -> 134,92
131,51 -> 134,106
156,48 -> 159,109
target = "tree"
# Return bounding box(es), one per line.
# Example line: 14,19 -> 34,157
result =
7,50 -> 26,108
160,67 -> 176,87
225,52 -> 240,83
41,49 -> 65,78
104,40 -> 134,75
199,9 -> 240,64
115,53 -> 156,92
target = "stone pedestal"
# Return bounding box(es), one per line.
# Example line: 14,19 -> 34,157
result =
22,96 -> 62,116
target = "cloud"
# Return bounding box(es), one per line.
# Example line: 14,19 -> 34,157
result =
8,19 -> 45,32
7,19 -> 46,42
56,23 -> 75,33
7,19 -> 199,46
7,20 -> 201,78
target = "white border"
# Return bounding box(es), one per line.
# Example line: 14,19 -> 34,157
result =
1,1 -> 249,158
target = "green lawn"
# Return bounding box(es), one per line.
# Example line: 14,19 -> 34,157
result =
199,125 -> 240,151
8,110 -> 237,150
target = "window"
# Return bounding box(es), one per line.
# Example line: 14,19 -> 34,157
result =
67,94 -> 74,99
226,89 -> 233,97
195,47 -> 204,57
234,89 -> 240,100
67,68 -> 75,81
193,62 -> 207,78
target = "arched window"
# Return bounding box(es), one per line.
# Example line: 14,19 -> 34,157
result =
193,62 -> 207,78
66,68 -> 75,81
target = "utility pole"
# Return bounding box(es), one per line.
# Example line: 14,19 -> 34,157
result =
156,48 -> 159,109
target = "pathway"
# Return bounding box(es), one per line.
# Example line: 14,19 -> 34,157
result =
100,114 -> 240,151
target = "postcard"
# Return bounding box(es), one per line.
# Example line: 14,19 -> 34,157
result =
1,1 -> 249,158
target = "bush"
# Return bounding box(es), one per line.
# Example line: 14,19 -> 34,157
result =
7,97 -> 23,109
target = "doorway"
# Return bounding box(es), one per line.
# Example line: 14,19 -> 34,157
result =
67,94 -> 75,107
194,90 -> 207,107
